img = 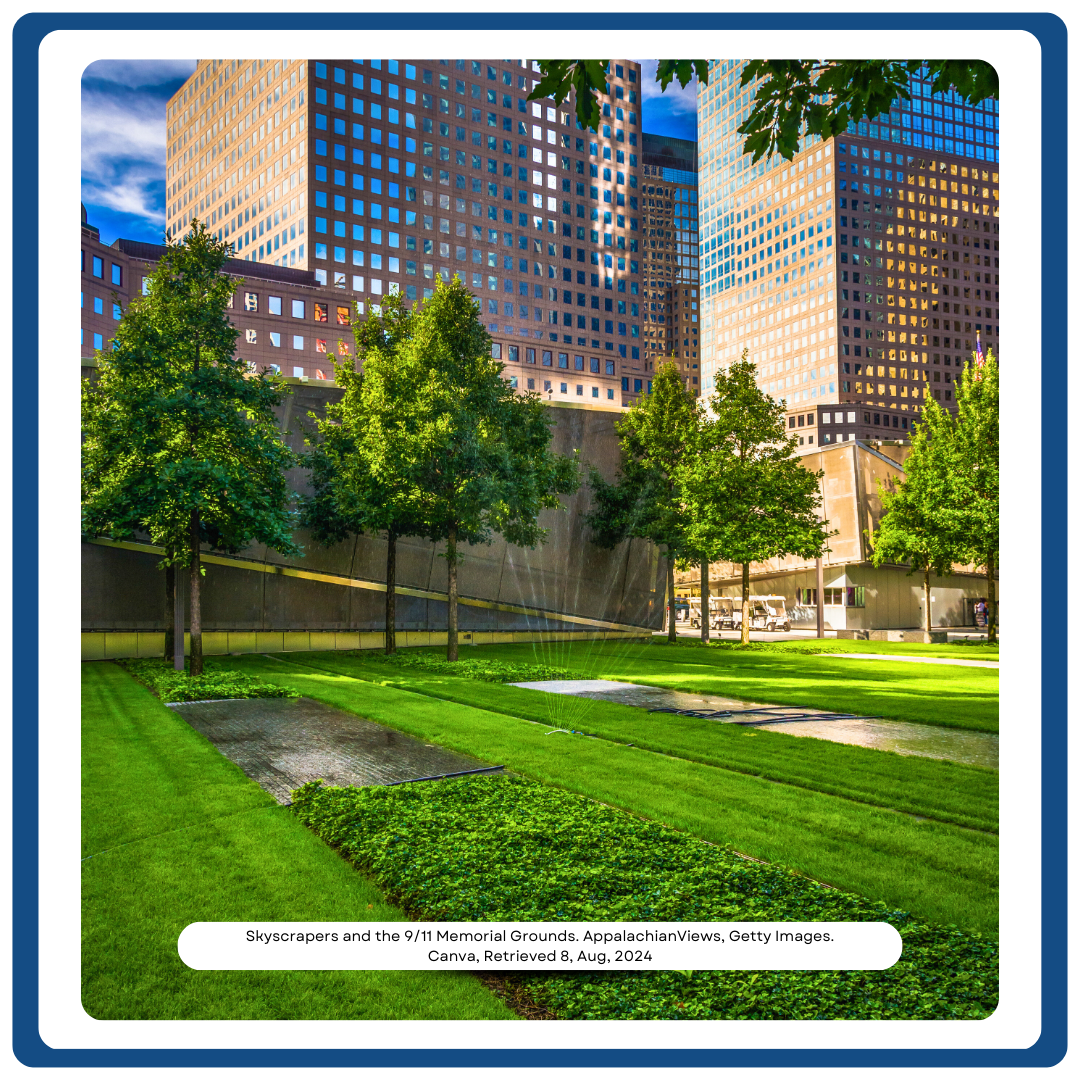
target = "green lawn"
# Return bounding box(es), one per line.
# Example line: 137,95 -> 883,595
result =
281,650 -> 998,833
82,662 -> 512,1021
696,637 -> 999,660
444,640 -> 999,733
213,654 -> 998,934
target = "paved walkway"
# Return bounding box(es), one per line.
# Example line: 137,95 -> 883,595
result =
168,696 -> 495,803
822,653 -> 999,669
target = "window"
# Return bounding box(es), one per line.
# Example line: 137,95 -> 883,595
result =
316,339 -> 327,353
111,263 -> 122,286
268,295 -> 282,315
291,299 -> 306,318
846,586 -> 866,608
336,305 -> 351,326
245,328 -> 257,343
92,256 -> 103,278
269,332 -> 281,347
314,303 -> 328,322
245,292 -> 258,312
292,335 -> 304,350
491,342 -> 502,359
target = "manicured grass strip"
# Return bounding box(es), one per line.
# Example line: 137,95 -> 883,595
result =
294,775 -> 998,1020
284,651 -> 999,834
218,656 -> 998,933
668,638 -> 999,660
458,641 -> 1000,733
82,663 -> 512,1021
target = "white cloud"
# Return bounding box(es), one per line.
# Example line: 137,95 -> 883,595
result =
632,58 -> 700,116
82,59 -> 196,89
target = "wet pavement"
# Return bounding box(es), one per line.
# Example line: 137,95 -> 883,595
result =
510,681 -> 998,769
168,696 -> 496,803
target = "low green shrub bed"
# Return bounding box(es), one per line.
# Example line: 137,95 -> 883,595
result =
357,651 -> 572,684
292,774 -> 998,1021
118,658 -> 300,704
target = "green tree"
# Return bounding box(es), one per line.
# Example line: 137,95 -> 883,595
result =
951,348 -> 999,642
531,59 -> 996,161
301,291 -> 426,654
680,353 -> 826,644
82,221 -> 299,674
869,396 -> 961,635
391,278 -> 579,661
586,361 -> 703,643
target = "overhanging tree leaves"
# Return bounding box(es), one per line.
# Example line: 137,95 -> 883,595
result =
950,348 -> 999,642
869,396 -> 961,635
301,290 -> 426,655
82,221 -> 300,675
394,277 -> 580,661
680,353 -> 826,644
530,59 -> 996,161
586,361 -> 702,643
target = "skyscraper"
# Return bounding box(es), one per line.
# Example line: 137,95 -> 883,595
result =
165,58 -> 649,406
641,132 -> 700,393
697,61 -> 999,444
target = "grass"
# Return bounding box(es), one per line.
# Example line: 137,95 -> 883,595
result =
294,775 -> 998,1020
211,654 -> 999,934
283,650 -> 999,833
679,637 -> 999,660
81,662 -> 513,1021
434,640 -> 1000,733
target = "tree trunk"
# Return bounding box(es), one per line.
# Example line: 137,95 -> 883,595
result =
700,556 -> 710,643
385,530 -> 397,655
164,556 -> 175,661
741,562 -> 751,645
986,554 -> 997,644
924,567 -> 932,635
447,525 -> 459,662
189,510 -> 203,676
173,562 -> 186,672
667,555 -> 677,643
815,556 -> 825,638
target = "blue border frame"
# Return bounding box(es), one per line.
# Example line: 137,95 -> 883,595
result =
17,11 -> 1065,1067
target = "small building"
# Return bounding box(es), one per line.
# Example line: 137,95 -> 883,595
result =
675,439 -> 995,630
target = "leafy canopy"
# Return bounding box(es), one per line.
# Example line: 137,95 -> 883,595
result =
530,59 -> 997,161
680,354 -> 826,566
82,221 -> 299,562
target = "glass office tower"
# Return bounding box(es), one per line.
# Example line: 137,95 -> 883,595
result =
697,61 -> 999,444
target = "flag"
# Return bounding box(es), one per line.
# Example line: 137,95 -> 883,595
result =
975,331 -> 984,365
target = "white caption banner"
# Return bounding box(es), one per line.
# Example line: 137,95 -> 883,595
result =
179,922 -> 902,972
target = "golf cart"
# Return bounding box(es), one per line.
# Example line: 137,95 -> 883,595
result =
731,595 -> 791,633
688,596 -> 737,630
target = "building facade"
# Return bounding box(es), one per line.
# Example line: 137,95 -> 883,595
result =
674,439 -> 994,630
640,132 -> 700,393
81,222 -> 356,381
165,58 -> 652,407
696,61 -> 999,443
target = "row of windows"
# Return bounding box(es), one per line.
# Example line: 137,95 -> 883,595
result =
236,293 -> 352,324
81,251 -> 122,285
506,376 -> 617,400
490,343 -> 619,374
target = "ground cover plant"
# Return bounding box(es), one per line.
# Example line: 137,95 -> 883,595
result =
213,654 -> 998,932
284,650 -> 998,833
82,662 -> 512,1020
292,774 -> 998,1020
355,650 -> 572,683
119,657 -> 301,703
444,640 -> 999,733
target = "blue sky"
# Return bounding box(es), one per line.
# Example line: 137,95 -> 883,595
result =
82,59 -> 698,246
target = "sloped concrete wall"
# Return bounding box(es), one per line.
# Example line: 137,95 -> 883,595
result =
82,393 -> 665,634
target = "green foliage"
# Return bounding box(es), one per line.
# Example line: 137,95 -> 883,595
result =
870,396 -> 962,581
302,290 -> 425,546
118,658 -> 300,703
361,651 -> 571,683
587,361 -> 701,558
950,349 -> 999,571
292,775 -> 997,1020
530,60 -> 996,162
82,222 -> 300,563
682,353 -> 827,567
